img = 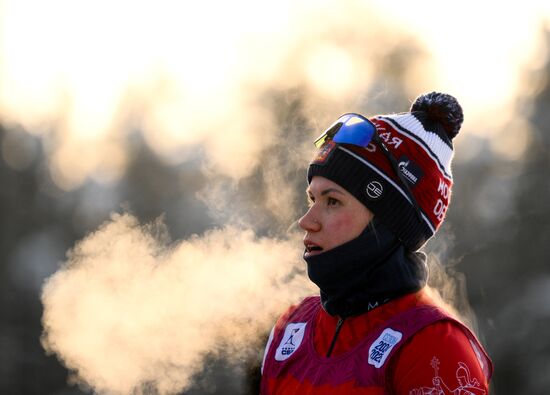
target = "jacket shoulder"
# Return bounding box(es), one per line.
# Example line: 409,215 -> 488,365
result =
275,296 -> 320,328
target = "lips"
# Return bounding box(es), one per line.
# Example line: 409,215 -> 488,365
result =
304,240 -> 323,256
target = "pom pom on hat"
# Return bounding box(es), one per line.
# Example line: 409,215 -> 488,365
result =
411,92 -> 463,140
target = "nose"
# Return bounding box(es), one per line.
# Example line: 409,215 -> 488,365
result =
298,206 -> 321,232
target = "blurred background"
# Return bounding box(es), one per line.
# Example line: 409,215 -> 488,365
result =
1,0 -> 550,394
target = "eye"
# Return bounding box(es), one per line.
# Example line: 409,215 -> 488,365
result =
327,197 -> 340,206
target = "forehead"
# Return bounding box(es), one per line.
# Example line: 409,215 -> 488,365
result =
307,176 -> 347,195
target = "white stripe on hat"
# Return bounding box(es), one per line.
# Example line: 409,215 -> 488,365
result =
377,114 -> 454,180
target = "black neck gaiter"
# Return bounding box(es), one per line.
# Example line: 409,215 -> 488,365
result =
304,220 -> 428,318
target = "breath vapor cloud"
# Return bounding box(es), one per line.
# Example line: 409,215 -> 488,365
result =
41,213 -> 312,395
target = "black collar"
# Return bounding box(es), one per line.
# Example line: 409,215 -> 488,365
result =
304,220 -> 427,318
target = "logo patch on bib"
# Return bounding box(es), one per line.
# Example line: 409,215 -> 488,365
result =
275,322 -> 307,361
368,328 -> 402,368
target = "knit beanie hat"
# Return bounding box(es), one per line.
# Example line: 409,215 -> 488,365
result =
307,92 -> 463,251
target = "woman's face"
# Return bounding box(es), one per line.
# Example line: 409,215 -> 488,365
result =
299,176 -> 374,257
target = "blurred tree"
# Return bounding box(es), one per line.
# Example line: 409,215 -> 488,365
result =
0,125 -> 84,394
444,27 -> 550,395
493,27 -> 550,394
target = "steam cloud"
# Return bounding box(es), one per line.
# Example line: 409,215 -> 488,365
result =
41,213 -> 312,395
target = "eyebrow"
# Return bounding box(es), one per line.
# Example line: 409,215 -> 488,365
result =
307,188 -> 346,196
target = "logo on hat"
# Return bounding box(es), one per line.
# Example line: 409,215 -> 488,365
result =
366,181 -> 383,199
398,155 -> 423,186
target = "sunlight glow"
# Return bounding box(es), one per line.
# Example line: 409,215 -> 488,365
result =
1,0 -> 549,188
369,0 -> 550,136
306,44 -> 357,98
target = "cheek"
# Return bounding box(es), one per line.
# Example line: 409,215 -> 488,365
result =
325,212 -> 367,245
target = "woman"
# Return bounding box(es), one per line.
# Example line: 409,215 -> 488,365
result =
260,92 -> 493,394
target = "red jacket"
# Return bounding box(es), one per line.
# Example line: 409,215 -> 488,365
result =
261,290 -> 492,395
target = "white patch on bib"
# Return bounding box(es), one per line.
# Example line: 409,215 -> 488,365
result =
368,328 -> 403,368
275,322 -> 307,361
